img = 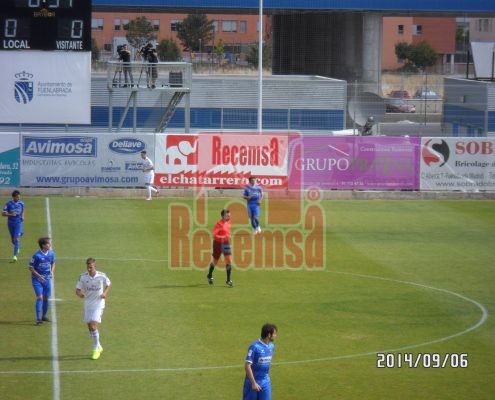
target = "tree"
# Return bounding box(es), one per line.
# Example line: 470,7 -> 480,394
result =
246,42 -> 272,69
91,38 -> 100,62
214,38 -> 225,63
126,17 -> 156,56
410,40 -> 439,70
394,40 -> 438,72
177,14 -> 214,55
157,38 -> 182,61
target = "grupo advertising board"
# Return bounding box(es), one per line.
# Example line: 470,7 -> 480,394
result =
420,138 -> 495,191
154,133 -> 290,188
288,136 -> 420,190
0,133 -> 20,187
20,133 -> 155,187
0,52 -> 91,124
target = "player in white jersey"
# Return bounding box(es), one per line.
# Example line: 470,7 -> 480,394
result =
76,258 -> 111,360
140,150 -> 160,200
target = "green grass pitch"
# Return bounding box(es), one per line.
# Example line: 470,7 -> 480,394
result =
0,196 -> 494,400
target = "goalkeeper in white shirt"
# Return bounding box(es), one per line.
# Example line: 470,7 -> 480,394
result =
76,258 -> 111,360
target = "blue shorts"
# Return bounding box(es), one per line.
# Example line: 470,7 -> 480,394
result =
247,205 -> 260,219
8,221 -> 23,239
242,379 -> 271,400
32,276 -> 52,298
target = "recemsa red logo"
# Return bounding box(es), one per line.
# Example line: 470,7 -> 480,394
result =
165,136 -> 198,166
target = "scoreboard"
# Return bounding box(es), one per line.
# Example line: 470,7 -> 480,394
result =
1,0 -> 91,51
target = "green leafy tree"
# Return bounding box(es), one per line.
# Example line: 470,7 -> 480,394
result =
177,14 -> 214,55
91,38 -> 100,62
246,42 -> 272,69
157,38 -> 182,61
126,17 -> 156,56
394,40 -> 438,72
214,38 -> 225,63
410,40 -> 439,70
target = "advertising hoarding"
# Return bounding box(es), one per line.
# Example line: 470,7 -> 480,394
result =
289,136 -> 420,190
20,133 -> 155,187
155,133 -> 289,188
420,138 -> 495,191
0,52 -> 91,124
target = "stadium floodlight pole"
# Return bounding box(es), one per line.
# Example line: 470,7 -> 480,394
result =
257,0 -> 263,133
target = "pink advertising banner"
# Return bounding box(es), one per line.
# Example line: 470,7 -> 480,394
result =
288,136 -> 420,190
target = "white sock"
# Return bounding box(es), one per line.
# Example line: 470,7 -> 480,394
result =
151,186 -> 158,193
90,330 -> 100,350
146,186 -> 152,198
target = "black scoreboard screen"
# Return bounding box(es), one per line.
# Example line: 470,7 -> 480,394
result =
1,0 -> 91,51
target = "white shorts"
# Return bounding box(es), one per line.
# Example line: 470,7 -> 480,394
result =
83,306 -> 105,323
144,171 -> 155,185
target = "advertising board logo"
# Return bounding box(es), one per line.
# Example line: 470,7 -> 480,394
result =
125,162 -> 144,171
164,135 -> 198,172
14,71 -> 34,104
422,139 -> 449,167
23,136 -> 97,157
108,138 -> 146,154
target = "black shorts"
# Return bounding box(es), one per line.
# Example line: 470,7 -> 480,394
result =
212,240 -> 231,259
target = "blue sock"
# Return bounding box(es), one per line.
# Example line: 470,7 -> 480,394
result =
36,299 -> 43,321
42,299 -> 49,318
14,240 -> 20,256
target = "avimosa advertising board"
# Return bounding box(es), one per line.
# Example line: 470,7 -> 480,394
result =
155,133 -> 289,188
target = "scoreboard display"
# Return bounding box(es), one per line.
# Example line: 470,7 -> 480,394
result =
1,0 -> 91,51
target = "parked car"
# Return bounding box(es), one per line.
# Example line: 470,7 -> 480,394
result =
385,99 -> 416,113
414,89 -> 441,99
388,90 -> 410,99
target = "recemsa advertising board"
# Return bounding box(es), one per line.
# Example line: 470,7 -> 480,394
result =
20,133 -> 155,187
154,133 -> 290,188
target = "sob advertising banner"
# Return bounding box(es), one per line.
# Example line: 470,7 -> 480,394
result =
420,138 -> 495,191
155,133 -> 289,188
288,136 -> 420,190
20,133 -> 155,187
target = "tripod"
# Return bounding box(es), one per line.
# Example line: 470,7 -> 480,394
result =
112,63 -> 123,88
137,63 -> 151,88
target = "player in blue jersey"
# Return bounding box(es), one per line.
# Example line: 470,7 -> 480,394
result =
2,190 -> 25,262
243,177 -> 263,235
28,237 -> 56,326
243,323 -> 278,400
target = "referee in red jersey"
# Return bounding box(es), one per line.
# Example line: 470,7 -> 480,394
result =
206,209 -> 233,287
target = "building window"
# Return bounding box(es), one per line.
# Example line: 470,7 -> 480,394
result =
398,24 -> 404,35
171,20 -> 181,32
477,19 -> 492,32
104,43 -> 112,51
122,19 -> 129,31
240,20 -> 247,34
91,18 -> 103,31
222,20 -> 237,33
153,19 -> 160,31
114,18 -> 121,30
413,25 -> 422,35
212,20 -> 218,32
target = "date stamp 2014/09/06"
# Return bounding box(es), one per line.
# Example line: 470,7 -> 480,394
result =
376,353 -> 468,368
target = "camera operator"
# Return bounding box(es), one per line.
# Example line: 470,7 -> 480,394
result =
148,48 -> 159,89
118,44 -> 134,87
139,43 -> 158,88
